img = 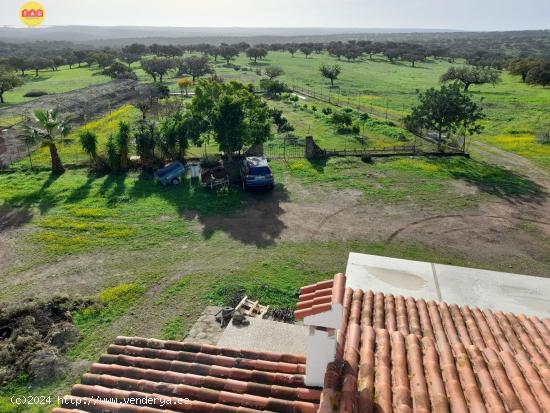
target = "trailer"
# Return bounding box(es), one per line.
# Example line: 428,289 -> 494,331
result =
154,161 -> 186,186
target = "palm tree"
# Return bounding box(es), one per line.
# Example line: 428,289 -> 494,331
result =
21,109 -> 71,174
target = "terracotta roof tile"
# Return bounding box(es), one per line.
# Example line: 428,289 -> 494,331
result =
294,274 -> 346,320
56,336 -> 319,413
317,280 -> 550,413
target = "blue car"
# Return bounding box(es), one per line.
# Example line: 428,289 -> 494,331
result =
241,157 -> 274,191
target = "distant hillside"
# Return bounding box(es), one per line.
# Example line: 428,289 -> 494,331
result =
0,26 -> 462,45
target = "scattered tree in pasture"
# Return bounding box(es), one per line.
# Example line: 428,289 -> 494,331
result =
141,57 -> 175,83
122,43 -> 148,68
64,51 -> 78,69
525,60 -> 550,86
319,63 -> 342,87
246,47 -> 268,63
102,61 -> 137,80
300,46 -> 314,58
177,55 -> 212,81
405,83 -> 485,150
287,46 -> 297,57
0,65 -> 24,103
219,45 -> 239,64
508,58 -> 541,82
20,109 -> 71,174
342,44 -> 362,61
7,56 -> 30,76
93,52 -> 117,68
327,41 -> 344,60
441,66 -> 501,91
29,57 -> 51,76
264,66 -> 284,80
73,50 -> 89,67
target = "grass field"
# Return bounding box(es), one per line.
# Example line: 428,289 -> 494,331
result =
1,49 -> 550,412
2,65 -> 111,105
213,52 -> 550,168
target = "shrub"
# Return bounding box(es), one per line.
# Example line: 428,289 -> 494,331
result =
322,107 -> 332,116
343,107 -> 354,113
106,135 -> 120,171
311,105 -> 318,112
361,154 -> 373,163
536,129 -> 550,144
331,111 -> 353,128
200,155 -> 221,169
351,123 -> 361,134
289,94 -> 299,102
23,90 -> 48,97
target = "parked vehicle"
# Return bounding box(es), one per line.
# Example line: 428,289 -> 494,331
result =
154,161 -> 186,186
240,156 -> 274,190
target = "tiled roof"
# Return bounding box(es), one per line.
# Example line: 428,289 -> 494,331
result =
53,336 -> 321,413
318,286 -> 550,413
294,273 -> 346,320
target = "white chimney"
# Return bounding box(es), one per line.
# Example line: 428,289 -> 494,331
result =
294,274 -> 346,387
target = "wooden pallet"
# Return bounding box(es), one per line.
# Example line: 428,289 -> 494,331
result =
235,296 -> 269,318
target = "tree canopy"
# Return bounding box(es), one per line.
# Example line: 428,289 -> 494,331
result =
319,64 -> 342,87
0,65 -> 24,103
440,66 -> 501,91
405,83 -> 485,150
187,80 -> 272,159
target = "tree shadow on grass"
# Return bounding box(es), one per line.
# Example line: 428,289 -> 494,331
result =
0,205 -> 32,232
129,172 -> 290,248
4,172 -> 63,214
440,157 -> 546,203
98,173 -> 128,205
307,157 -> 328,174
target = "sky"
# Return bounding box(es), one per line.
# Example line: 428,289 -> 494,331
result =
1,0 -> 549,31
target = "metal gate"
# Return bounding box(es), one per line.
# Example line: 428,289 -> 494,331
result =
263,141 -> 305,159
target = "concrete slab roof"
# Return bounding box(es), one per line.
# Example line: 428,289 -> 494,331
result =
217,317 -> 309,355
345,252 -> 550,318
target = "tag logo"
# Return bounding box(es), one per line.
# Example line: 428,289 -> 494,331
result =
20,1 -> 45,27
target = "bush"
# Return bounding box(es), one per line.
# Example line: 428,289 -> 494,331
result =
343,107 -> 354,113
200,155 -> 221,169
331,111 -> 353,128
536,129 -> 550,144
322,107 -> 332,116
23,90 -> 48,97
351,123 -> 361,134
289,94 -> 299,102
361,154 -> 373,163
311,105 -> 318,112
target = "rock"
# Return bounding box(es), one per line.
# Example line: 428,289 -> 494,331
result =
27,347 -> 68,382
47,322 -> 80,351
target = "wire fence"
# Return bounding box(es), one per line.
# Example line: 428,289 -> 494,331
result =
290,83 -> 404,123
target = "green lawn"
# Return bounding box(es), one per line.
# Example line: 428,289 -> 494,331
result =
2,65 -> 111,105
212,51 -> 550,168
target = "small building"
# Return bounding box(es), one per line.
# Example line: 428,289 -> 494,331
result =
53,254 -> 550,413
